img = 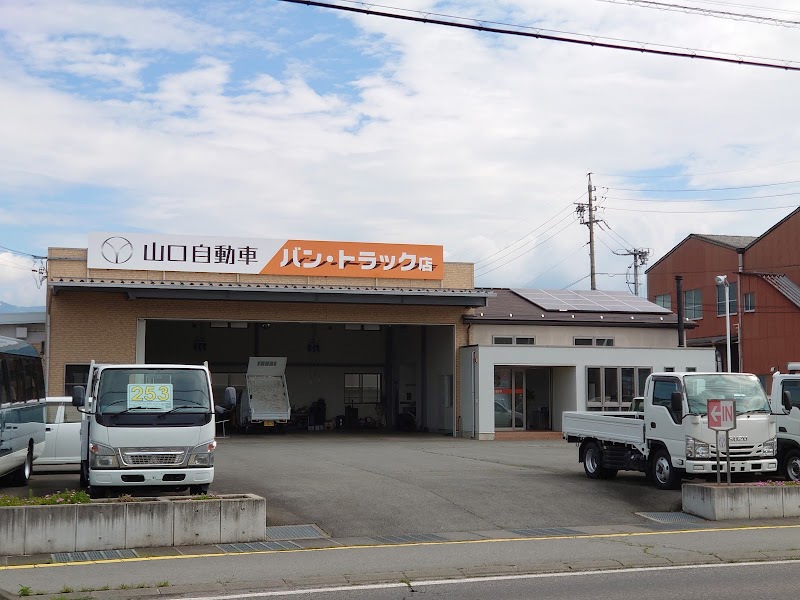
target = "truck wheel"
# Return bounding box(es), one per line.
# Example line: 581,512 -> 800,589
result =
784,449 -> 800,482
79,461 -> 89,488
652,448 -> 683,490
10,445 -> 33,486
89,485 -> 107,499
583,441 -> 603,479
190,484 -> 210,495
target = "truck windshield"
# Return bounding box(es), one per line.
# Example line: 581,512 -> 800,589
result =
95,368 -> 210,415
684,374 -> 770,415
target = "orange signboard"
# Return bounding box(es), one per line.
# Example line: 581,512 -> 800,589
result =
260,240 -> 444,280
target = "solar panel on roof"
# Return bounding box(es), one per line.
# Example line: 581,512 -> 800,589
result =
512,289 -> 671,314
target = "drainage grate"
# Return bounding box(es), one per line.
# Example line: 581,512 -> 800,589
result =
218,541 -> 302,552
265,524 -> 328,541
52,549 -> 138,563
637,512 -> 707,524
511,528 -> 584,537
371,533 -> 447,544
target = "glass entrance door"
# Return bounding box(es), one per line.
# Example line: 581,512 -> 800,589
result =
494,366 -> 552,431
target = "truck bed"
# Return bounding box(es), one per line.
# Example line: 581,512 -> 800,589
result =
243,375 -> 290,421
562,411 -> 645,446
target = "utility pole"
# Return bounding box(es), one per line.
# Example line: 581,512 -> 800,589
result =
576,173 -> 599,290
616,248 -> 650,296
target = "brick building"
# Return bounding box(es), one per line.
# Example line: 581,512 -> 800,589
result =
646,208 -> 800,384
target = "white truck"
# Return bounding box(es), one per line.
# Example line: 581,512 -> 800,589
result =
563,372 -> 778,490
71,362 -> 236,498
770,363 -> 800,481
236,357 -> 291,432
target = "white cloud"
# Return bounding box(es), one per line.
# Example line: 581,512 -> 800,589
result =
0,253 -> 44,307
1,0 -> 799,306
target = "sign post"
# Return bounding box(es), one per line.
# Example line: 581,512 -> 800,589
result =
707,399 -> 736,484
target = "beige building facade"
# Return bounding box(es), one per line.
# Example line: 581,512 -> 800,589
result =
47,243 -> 487,435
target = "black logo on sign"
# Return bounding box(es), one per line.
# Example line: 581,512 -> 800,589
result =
101,237 -> 134,264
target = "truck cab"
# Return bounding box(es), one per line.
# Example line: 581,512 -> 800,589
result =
72,362 -> 236,497
769,363 -> 800,480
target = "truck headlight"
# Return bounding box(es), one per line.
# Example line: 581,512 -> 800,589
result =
188,440 -> 217,467
89,443 -> 119,469
686,436 -> 710,459
762,437 -> 777,457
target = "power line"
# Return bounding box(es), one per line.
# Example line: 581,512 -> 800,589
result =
473,202 -> 575,266
0,259 -> 35,272
475,218 -> 579,278
680,0 -> 800,17
605,203 -> 799,213
278,0 -> 800,71
606,190 -> 800,202
561,272 -> 628,289
605,179 -> 800,192
475,212 -> 577,273
0,245 -> 46,260
596,0 -> 800,28
597,159 -> 800,179
521,243 -> 588,287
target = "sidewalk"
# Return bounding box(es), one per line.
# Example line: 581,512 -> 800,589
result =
3,517 -> 800,600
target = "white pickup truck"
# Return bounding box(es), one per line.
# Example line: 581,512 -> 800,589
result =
563,372 -> 778,489
770,363 -> 800,481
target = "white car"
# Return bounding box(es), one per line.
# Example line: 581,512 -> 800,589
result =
34,396 -> 82,467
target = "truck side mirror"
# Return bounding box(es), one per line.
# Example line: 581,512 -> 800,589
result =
670,391 -> 683,417
783,390 -> 793,413
224,386 -> 237,408
72,386 -> 86,407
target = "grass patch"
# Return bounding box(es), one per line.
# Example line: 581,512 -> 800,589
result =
18,586 -> 32,596
0,490 -> 90,507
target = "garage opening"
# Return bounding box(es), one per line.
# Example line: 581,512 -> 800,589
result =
143,320 -> 455,435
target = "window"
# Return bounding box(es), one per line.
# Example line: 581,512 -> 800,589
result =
514,337 -> 535,345
655,294 -> 671,310
684,289 -> 702,320
664,367 -> 675,372
686,367 -> 697,372
587,366 -> 652,411
784,381 -> 800,410
64,364 -> 90,396
493,336 -> 513,345
574,338 -> 614,347
46,403 -> 60,424
652,378 -> 680,422
63,404 -> 83,423
344,373 -> 382,404
716,282 -> 738,316
744,292 -> 755,312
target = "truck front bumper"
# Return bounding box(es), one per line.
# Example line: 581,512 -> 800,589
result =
685,459 -> 777,474
89,467 -> 214,487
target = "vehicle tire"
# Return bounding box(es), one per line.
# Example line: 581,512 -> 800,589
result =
88,485 -> 107,499
10,445 -> 33,486
79,461 -> 89,488
651,448 -> 683,490
601,468 -> 619,480
583,441 -> 603,479
783,449 -> 800,482
189,484 -> 210,495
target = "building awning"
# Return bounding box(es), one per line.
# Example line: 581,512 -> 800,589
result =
49,279 -> 493,307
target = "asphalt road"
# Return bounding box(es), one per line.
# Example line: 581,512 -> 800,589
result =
7,433 -> 689,537
222,560 -> 800,600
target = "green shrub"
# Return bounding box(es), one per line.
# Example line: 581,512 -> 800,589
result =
0,490 -> 91,507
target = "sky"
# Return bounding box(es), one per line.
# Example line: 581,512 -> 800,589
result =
1,0 -> 799,307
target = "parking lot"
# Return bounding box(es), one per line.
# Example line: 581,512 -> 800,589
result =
7,432 -> 685,538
